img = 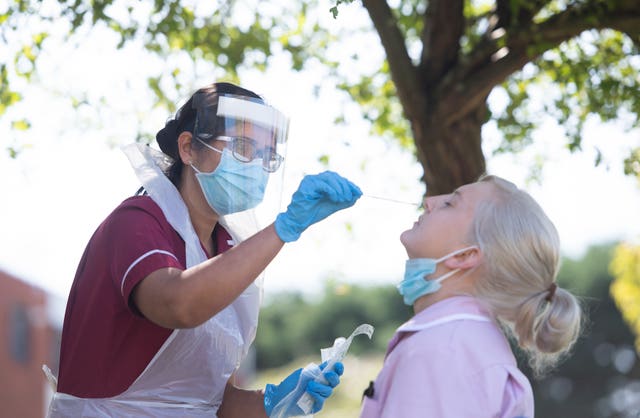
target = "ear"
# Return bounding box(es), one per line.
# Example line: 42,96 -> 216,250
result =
443,247 -> 482,270
177,131 -> 194,165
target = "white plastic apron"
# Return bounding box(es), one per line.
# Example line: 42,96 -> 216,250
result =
46,144 -> 264,417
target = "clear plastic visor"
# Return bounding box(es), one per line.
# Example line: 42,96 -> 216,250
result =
193,93 -> 289,172
191,92 -> 289,232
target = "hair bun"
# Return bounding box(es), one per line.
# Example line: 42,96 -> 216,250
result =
156,119 -> 179,159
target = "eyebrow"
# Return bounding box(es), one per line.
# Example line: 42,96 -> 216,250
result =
451,188 -> 464,204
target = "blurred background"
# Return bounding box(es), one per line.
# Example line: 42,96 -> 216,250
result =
1,1 -> 640,417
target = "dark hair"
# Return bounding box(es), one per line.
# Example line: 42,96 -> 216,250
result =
155,82 -> 263,187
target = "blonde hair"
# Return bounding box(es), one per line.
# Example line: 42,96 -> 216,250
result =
470,175 -> 582,377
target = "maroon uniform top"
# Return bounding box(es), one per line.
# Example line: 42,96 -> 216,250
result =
57,196 -> 232,398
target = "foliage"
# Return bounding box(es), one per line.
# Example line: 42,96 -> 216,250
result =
2,1 -> 639,179
496,30 -> 640,158
0,0 -> 326,152
326,1 -> 640,188
610,243 -> 640,353
624,147 -> 640,184
255,243 -> 640,416
255,281 -> 411,369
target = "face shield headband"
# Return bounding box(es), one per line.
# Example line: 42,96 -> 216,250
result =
192,92 -> 290,172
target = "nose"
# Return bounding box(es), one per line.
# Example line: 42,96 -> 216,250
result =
423,194 -> 448,213
422,196 -> 432,213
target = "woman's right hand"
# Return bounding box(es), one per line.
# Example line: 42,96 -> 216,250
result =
274,171 -> 362,242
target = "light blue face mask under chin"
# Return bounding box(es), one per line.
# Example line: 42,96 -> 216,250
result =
397,246 -> 477,306
192,148 -> 269,216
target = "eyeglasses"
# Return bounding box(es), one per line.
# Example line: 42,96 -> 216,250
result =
197,135 -> 284,172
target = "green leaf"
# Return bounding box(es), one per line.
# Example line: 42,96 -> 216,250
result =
11,119 -> 31,130
329,0 -> 357,19
318,154 -> 330,166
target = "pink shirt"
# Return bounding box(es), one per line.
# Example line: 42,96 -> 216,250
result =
359,296 -> 534,418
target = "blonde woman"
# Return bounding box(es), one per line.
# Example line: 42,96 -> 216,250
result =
359,175 -> 582,418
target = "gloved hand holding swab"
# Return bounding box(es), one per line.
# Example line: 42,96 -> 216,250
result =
296,324 -> 375,415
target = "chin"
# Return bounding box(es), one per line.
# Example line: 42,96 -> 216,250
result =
399,229 -> 411,248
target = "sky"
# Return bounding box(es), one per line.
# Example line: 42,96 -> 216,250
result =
1,5 -> 640,308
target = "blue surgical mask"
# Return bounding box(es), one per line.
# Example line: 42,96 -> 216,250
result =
397,246 -> 477,305
191,148 -> 268,215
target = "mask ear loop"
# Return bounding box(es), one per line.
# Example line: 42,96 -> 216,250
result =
431,246 -> 479,284
434,246 -> 478,263
433,268 -> 461,284
194,136 -> 223,154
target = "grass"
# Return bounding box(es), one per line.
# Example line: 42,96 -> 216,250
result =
251,354 -> 385,417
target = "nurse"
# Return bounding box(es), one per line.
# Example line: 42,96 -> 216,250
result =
46,82 -> 361,417
359,175 -> 582,418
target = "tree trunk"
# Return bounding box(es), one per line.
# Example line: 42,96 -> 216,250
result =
413,100 -> 488,196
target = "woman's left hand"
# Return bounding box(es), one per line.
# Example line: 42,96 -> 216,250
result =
263,361 -> 344,417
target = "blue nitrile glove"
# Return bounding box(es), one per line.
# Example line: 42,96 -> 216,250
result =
264,362 -> 344,418
274,171 -> 362,242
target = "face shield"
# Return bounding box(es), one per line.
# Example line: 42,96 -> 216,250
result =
192,92 -> 290,240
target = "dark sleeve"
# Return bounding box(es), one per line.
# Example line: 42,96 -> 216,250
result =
104,200 -> 184,312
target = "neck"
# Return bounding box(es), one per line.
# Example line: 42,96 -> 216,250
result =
412,269 -> 478,314
413,291 -> 451,314
180,175 -> 219,254
191,208 -> 218,254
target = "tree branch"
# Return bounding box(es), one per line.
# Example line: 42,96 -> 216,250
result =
495,0 -> 512,28
437,4 -> 640,126
495,0 -> 549,29
460,0 -> 549,85
420,0 -> 464,86
362,0 -> 427,121
623,30 -> 640,45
